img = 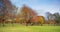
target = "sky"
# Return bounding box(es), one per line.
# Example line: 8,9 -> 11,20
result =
10,0 -> 60,17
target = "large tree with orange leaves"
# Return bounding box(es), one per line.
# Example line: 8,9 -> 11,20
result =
20,5 -> 37,25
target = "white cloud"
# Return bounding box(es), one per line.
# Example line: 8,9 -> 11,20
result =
30,5 -> 60,16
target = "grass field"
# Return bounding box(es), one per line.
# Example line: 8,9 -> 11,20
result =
0,23 -> 60,32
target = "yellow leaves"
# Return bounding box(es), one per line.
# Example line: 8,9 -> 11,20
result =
38,16 -> 45,23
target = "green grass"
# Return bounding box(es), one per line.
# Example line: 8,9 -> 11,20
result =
0,23 -> 60,32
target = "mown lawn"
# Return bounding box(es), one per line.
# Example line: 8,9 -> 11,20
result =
0,23 -> 60,32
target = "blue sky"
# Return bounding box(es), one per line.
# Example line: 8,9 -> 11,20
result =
10,0 -> 60,16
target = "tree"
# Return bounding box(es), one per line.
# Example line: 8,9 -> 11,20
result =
32,16 -> 45,26
46,12 -> 52,20
38,16 -> 45,26
0,0 -> 14,26
20,5 -> 37,25
53,13 -> 60,24
46,12 -> 55,24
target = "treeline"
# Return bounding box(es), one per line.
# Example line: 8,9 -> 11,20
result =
46,12 -> 60,24
0,0 -> 60,26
